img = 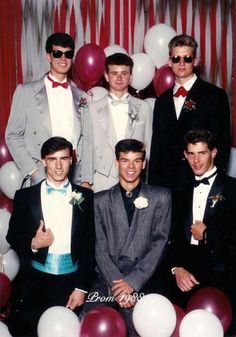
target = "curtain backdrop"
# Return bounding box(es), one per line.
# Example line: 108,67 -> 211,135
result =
0,0 -> 235,144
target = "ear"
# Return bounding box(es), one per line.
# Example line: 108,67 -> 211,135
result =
168,58 -> 172,68
211,148 -> 218,159
193,57 -> 199,67
183,150 -> 188,159
129,74 -> 133,84
104,72 -> 109,82
115,159 -> 119,169
42,159 -> 47,167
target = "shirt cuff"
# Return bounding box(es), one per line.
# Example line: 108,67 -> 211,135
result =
75,288 -> 87,294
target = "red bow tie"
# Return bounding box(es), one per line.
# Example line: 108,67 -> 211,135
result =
173,86 -> 188,98
47,75 -> 69,89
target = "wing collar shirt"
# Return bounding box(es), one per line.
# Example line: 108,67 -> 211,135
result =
108,92 -> 129,141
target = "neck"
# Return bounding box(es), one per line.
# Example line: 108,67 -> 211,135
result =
49,71 -> 67,82
120,179 -> 140,192
110,89 -> 128,98
176,74 -> 194,85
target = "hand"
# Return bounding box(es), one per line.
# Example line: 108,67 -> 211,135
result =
175,267 -> 199,292
111,279 -> 135,308
66,290 -> 86,310
81,182 -> 92,189
191,221 -> 206,240
31,220 -> 54,249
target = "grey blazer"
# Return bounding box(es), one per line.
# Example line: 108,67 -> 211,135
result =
94,183 -> 171,291
5,77 -> 92,184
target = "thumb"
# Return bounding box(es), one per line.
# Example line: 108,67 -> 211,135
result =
38,220 -> 45,232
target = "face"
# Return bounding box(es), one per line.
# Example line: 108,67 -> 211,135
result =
43,148 -> 72,186
184,142 -> 217,176
46,45 -> 73,78
115,151 -> 146,187
168,46 -> 198,83
105,65 -> 132,95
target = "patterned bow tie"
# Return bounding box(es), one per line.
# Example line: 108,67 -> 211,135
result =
173,86 -> 188,98
194,170 -> 217,188
47,75 -> 69,89
109,94 -> 129,106
46,181 -> 69,195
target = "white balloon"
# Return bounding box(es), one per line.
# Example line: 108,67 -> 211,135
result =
179,309 -> 224,337
144,97 -> 156,111
104,44 -> 128,57
0,249 -> 20,281
88,86 -> 108,102
0,161 -> 24,199
133,294 -> 176,337
0,209 -> 11,254
130,53 -> 155,91
0,322 -> 12,337
37,306 -> 80,337
144,24 -> 176,68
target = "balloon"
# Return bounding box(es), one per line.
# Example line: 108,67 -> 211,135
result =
130,53 -> 155,91
37,306 -> 80,337
74,44 -> 106,86
0,208 -> 11,254
0,249 -> 20,281
144,24 -> 176,68
0,192 -> 13,213
171,304 -> 185,337
153,65 -> 175,97
179,309 -> 224,337
71,64 -> 91,92
0,161 -> 24,199
87,86 -> 108,102
132,294 -> 176,337
0,322 -> 12,337
80,306 -> 126,337
0,272 -> 12,307
144,97 -> 156,111
0,134 -> 12,167
104,45 -> 128,57
186,287 -> 232,332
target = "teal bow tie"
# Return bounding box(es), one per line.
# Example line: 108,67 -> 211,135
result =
45,181 -> 69,195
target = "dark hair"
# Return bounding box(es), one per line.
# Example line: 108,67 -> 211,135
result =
184,129 -> 216,151
105,53 -> 134,73
45,32 -> 75,54
168,34 -> 198,57
115,139 -> 146,160
41,137 -> 73,158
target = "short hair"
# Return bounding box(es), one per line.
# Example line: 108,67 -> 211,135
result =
115,139 -> 146,160
41,137 -> 73,159
105,53 -> 134,73
168,34 -> 198,57
45,32 -> 75,54
184,129 -> 217,151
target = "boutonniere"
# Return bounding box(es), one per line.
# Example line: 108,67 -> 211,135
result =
128,109 -> 139,125
184,99 -> 196,111
69,190 -> 84,209
78,97 -> 88,110
134,196 -> 148,209
208,193 -> 224,208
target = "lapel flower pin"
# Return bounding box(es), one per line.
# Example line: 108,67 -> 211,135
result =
184,99 -> 196,111
134,196 -> 148,209
128,103 -> 139,125
208,193 -> 224,208
69,190 -> 84,209
78,97 -> 88,109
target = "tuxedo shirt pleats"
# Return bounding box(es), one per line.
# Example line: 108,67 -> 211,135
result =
41,180 -> 73,254
108,93 -> 129,141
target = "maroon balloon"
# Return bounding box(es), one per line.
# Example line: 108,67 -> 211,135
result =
74,43 -> 106,86
80,306 -> 126,337
0,134 -> 12,167
0,192 -> 13,212
171,304 -> 185,337
153,64 -> 175,97
186,287 -> 232,332
71,64 -> 91,92
0,272 -> 12,307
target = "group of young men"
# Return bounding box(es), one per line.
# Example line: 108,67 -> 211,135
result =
4,32 -> 236,337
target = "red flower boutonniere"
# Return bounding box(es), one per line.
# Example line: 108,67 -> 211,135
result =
78,97 -> 88,110
208,193 -> 224,208
184,99 -> 196,111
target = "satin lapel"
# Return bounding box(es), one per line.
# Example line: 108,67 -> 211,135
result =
97,102 -> 117,150
125,99 -> 138,138
71,84 -> 82,134
184,186 -> 194,242
203,175 -> 224,221
70,184 -> 82,239
34,80 -> 52,137
30,183 -> 44,228
178,78 -> 202,121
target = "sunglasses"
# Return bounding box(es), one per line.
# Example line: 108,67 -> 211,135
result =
51,50 -> 74,59
170,55 -> 194,63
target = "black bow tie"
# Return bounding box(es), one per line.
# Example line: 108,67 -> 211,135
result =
194,170 -> 217,188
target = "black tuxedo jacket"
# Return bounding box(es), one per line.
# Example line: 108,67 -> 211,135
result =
148,78 -> 231,189
6,181 -> 95,291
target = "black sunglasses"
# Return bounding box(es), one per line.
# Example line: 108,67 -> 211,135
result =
170,55 -> 194,63
51,50 -> 74,59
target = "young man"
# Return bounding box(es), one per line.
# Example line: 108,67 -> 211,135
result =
6,137 -> 94,337
167,130 -> 236,323
84,139 -> 171,337
5,32 -> 92,187
148,34 -> 231,190
88,53 -> 152,192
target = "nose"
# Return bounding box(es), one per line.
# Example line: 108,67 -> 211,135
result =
179,57 -> 185,65
56,159 -> 62,168
193,154 -> 200,163
117,73 -> 122,80
128,161 -> 134,168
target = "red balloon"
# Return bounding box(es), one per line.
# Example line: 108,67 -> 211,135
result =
0,134 -> 12,167
153,64 -> 175,97
0,192 -> 13,212
71,65 -> 91,92
74,44 -> 106,86
171,304 -> 185,337
80,306 -> 126,337
186,287 -> 232,332
0,272 -> 12,307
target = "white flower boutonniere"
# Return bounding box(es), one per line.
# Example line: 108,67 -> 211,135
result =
209,193 -> 224,208
128,109 -> 139,125
134,196 -> 148,209
69,190 -> 84,209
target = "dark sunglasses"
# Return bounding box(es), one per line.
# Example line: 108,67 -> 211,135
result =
170,55 -> 194,63
51,50 -> 74,59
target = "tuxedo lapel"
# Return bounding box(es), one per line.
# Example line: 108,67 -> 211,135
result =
125,99 -> 138,138
110,184 -> 129,228
97,102 -> 117,150
203,175 -> 224,221
34,80 -> 52,137
30,182 -> 44,227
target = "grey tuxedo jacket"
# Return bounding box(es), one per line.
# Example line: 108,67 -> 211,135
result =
88,95 -> 153,191
94,183 -> 171,291
5,77 -> 92,184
